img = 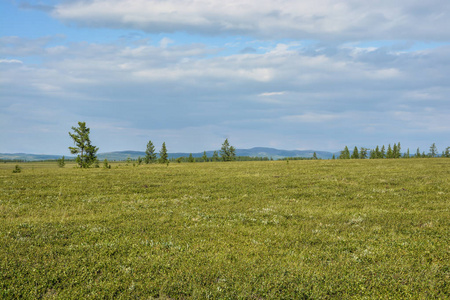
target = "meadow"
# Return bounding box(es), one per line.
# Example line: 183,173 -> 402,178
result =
0,159 -> 448,299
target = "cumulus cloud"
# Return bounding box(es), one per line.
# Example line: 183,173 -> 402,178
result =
50,0 -> 450,41
1,35 -> 449,153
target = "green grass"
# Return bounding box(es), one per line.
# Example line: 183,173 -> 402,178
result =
1,159 -> 449,299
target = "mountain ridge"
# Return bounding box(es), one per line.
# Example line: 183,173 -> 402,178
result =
1,147 -> 336,161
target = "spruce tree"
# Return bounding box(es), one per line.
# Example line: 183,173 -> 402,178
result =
380,145 -> 386,159
429,143 -> 438,157
403,148 -> 410,158
313,152 -> 318,159
220,139 -> 236,161
212,151 -> 219,162
188,153 -> 195,163
360,147 -> 368,159
397,142 -> 401,158
393,144 -> 398,158
339,146 -> 350,159
68,121 -> 98,168
202,151 -> 208,162
159,142 -> 168,164
351,146 -> 359,159
387,144 -> 393,158
57,156 -> 65,168
444,147 -> 450,158
145,140 -> 157,164
375,146 -> 380,159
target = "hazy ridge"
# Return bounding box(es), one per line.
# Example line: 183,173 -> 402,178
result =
1,147 -> 335,161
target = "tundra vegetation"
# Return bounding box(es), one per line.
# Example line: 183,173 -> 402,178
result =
0,158 -> 448,298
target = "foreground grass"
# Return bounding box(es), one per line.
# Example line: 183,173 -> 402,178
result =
0,159 -> 449,299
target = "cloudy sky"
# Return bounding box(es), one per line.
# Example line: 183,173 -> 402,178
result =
1,0 -> 449,155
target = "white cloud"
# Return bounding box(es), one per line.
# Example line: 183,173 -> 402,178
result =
259,92 -> 286,97
1,36 -> 449,153
0,59 -> 23,64
51,0 -> 450,41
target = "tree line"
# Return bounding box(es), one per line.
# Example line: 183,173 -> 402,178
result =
68,122 -> 239,168
67,122 -> 450,168
337,142 -> 450,159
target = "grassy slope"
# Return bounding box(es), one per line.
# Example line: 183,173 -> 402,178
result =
0,159 -> 449,298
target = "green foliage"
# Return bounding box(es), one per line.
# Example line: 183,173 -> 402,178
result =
145,141 -> 157,164
12,164 -> 21,173
202,151 -> 208,162
386,144 -> 393,158
159,142 -> 168,164
0,159 -> 448,298
103,158 -> 111,169
312,152 -> 318,159
57,156 -> 65,168
403,148 -> 410,158
415,147 -> 421,158
212,151 -> 219,162
429,143 -> 438,157
188,153 -> 195,163
220,139 -> 236,161
380,145 -> 386,158
359,148 -> 368,159
351,146 -> 359,159
444,147 -> 450,158
68,122 -> 98,168
339,146 -> 350,159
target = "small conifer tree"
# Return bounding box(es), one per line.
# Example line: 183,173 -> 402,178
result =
57,156 -> 65,168
351,146 -> 359,159
159,142 -> 168,164
68,121 -> 98,168
145,140 -> 157,164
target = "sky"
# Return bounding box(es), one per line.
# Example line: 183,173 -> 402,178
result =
1,0 -> 449,155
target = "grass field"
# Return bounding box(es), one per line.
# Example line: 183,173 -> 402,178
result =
0,159 -> 449,298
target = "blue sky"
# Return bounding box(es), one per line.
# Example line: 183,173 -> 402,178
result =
1,0 -> 449,155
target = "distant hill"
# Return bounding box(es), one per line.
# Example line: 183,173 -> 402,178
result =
1,147 -> 335,161
0,153 -> 70,161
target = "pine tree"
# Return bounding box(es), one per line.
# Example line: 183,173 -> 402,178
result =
159,142 -> 168,164
444,147 -> 450,158
403,148 -> 410,158
397,142 -> 401,158
332,154 -> 335,160
370,149 -> 376,159
188,153 -> 195,163
212,151 -> 219,162
375,146 -> 380,159
57,156 -> 65,168
386,144 -> 393,158
220,139 -> 236,161
429,143 -> 438,157
69,122 -> 98,168
229,146 -> 236,161
339,146 -> 350,159
415,148 -> 421,158
202,151 -> 208,162
393,143 -> 398,158
351,146 -> 359,159
380,145 -> 386,159
145,140 -> 157,164
312,152 -> 318,159
360,147 -> 368,159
